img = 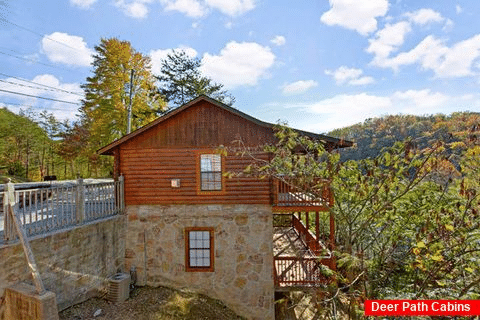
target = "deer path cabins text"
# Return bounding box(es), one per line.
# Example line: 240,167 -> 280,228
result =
98,95 -> 352,320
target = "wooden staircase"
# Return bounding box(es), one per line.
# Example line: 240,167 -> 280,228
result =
273,213 -> 335,290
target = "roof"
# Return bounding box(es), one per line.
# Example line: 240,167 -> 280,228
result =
98,95 -> 353,155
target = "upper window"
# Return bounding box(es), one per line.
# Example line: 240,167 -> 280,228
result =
200,154 -> 222,191
185,227 -> 214,272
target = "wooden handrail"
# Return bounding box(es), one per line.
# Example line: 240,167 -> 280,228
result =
273,178 -> 333,208
292,215 -> 320,254
274,256 -> 334,287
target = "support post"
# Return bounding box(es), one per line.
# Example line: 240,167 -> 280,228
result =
6,182 -> 46,295
119,175 -> 125,213
329,211 -> 335,251
305,211 -> 309,232
75,178 -> 85,223
4,184 -> 16,242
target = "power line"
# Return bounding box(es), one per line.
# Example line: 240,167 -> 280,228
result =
0,79 -> 84,97
0,88 -> 81,105
0,18 -> 81,52
0,72 -> 84,95
0,100 -> 75,111
0,50 -> 72,71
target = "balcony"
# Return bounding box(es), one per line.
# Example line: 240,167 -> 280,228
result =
272,178 -> 333,212
273,213 -> 335,290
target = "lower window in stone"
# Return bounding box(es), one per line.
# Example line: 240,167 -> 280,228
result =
185,228 -> 214,272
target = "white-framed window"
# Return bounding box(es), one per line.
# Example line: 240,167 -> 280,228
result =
185,227 -> 214,272
200,154 -> 222,191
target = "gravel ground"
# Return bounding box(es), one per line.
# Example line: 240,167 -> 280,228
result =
59,286 -> 245,320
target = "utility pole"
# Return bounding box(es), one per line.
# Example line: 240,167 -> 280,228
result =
127,69 -> 134,134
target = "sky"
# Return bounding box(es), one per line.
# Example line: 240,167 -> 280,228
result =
0,0 -> 479,134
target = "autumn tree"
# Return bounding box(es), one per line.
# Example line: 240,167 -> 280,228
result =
81,38 -> 166,149
156,50 -> 234,107
233,125 -> 479,318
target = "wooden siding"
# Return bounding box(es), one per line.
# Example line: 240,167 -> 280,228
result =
121,100 -> 277,150
120,148 -> 271,205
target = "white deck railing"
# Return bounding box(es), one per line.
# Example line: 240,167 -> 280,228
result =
0,177 -> 124,244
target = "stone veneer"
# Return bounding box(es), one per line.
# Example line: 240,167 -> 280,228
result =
0,215 -> 126,319
125,204 -> 274,320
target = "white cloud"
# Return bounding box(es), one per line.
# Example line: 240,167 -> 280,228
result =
160,0 -> 207,18
391,89 -> 449,112
115,0 -> 154,19
367,21 -> 412,59
366,9 -> 477,77
367,9 -> 445,64
286,89 -> 459,132
158,0 -> 255,18
443,19 -> 454,32
0,74 -> 82,120
320,0 -> 389,36
325,66 -> 375,85
200,41 -> 275,89
372,34 -> 480,78
456,5 -> 463,14
270,35 -> 286,46
405,8 -> 444,26
149,46 -> 198,75
41,32 -> 94,67
301,93 -> 392,131
307,93 -> 391,114
349,76 -> 376,86
70,0 -> 97,9
282,80 -> 318,95
204,0 -> 255,17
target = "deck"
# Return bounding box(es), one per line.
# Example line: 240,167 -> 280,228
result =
272,179 -> 333,212
273,213 -> 335,290
0,178 -> 124,244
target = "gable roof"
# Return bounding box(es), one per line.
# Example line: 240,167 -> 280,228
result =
98,95 -> 352,155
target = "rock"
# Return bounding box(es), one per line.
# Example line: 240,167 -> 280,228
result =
93,309 -> 102,317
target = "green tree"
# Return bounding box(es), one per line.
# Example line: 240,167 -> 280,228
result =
234,125 -> 479,317
37,110 -> 67,178
81,38 -> 166,149
0,108 -> 49,181
156,50 -> 234,107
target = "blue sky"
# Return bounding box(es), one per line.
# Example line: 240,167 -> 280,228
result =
1,0 -> 479,133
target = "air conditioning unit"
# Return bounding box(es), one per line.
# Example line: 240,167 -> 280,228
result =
106,273 -> 130,303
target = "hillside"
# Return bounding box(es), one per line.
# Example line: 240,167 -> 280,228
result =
328,111 -> 480,160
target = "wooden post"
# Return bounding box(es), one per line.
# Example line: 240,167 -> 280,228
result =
6,182 -> 46,295
305,211 -> 310,232
315,211 -> 320,242
75,178 -> 85,223
329,211 -> 335,251
4,189 -> 12,242
272,179 -> 278,206
119,175 -> 125,213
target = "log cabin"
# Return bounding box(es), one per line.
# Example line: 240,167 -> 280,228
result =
98,95 -> 352,320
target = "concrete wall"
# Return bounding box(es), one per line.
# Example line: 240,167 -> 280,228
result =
125,204 -> 274,320
0,215 -> 126,319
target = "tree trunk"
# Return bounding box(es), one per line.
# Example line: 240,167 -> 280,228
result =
25,139 -> 30,180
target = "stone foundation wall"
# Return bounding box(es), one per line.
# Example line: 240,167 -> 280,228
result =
125,204 -> 274,320
0,215 -> 126,319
